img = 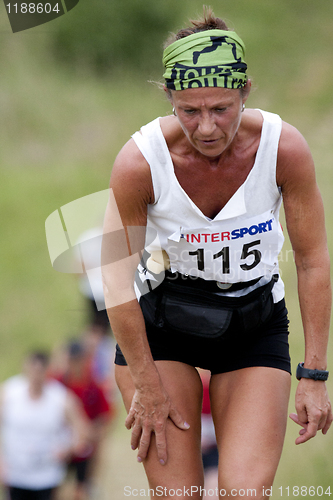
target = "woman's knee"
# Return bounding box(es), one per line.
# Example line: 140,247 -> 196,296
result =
142,414 -> 204,496
218,461 -> 277,500
211,368 -> 290,499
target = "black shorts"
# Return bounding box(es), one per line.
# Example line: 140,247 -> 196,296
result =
67,458 -> 91,484
115,288 -> 291,376
7,487 -> 55,500
202,446 -> 219,470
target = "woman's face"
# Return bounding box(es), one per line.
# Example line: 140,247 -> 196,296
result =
170,86 -> 249,158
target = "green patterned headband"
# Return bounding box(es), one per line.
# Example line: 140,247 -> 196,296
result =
163,29 -> 247,91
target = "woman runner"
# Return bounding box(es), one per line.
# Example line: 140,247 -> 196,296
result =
102,8 -> 332,500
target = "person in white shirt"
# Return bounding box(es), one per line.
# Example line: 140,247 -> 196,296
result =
0,351 -> 90,500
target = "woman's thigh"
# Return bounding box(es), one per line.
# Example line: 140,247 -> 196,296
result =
210,366 -> 291,499
116,360 -> 205,499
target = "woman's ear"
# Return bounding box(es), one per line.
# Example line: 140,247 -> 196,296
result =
242,79 -> 252,103
163,84 -> 173,103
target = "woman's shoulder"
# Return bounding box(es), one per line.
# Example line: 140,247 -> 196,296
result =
242,108 -> 310,157
277,120 -> 314,188
110,137 -> 154,206
246,108 -> 309,154
238,108 -> 264,142
241,108 -> 282,132
160,115 -> 186,150
234,108 -> 264,150
242,108 -> 264,124
112,134 -> 150,178
114,115 -> 175,166
278,120 -> 312,169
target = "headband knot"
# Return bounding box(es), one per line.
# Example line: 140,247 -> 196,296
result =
163,29 -> 247,91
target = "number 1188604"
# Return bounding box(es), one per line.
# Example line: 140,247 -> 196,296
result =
6,3 -> 61,13
278,486 -> 331,497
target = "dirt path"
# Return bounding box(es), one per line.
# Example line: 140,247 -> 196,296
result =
56,412 -> 149,500
99,424 -> 149,499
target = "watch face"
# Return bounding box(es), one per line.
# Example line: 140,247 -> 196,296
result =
296,364 -> 303,380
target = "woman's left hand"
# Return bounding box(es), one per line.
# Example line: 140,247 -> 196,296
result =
289,379 -> 333,444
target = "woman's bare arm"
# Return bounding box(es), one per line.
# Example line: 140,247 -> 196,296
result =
278,122 -> 332,444
102,139 -> 189,465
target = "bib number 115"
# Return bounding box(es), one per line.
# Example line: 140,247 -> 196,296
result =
189,240 -> 261,273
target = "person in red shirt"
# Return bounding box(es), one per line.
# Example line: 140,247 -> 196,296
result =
200,370 -> 219,500
57,341 -> 112,500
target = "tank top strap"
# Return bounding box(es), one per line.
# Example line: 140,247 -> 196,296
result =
132,118 -> 173,204
254,109 -> 282,189
243,110 -> 282,210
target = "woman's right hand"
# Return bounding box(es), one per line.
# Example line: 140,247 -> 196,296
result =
125,384 -> 190,465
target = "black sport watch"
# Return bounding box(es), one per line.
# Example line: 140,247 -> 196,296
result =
296,362 -> 329,381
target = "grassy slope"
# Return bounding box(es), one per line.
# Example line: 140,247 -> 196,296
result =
0,1 -> 333,498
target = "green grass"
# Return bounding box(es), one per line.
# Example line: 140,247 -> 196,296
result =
0,1 -> 333,498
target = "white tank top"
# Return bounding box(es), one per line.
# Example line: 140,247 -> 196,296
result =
132,109 -> 284,303
1,375 -> 69,489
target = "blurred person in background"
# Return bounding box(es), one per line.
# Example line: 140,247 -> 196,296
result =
55,341 -> 112,500
102,6 -> 332,499
0,351 -> 90,500
200,370 -> 218,500
81,322 -> 116,406
76,225 -> 109,329
76,225 -> 117,403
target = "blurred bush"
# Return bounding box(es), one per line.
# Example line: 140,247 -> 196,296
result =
49,0 -> 184,76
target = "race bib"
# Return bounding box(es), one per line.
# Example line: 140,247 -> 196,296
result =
167,210 -> 282,282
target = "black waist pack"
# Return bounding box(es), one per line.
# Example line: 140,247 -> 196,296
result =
140,275 -> 278,339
